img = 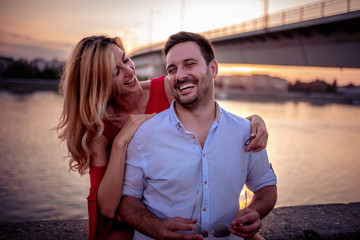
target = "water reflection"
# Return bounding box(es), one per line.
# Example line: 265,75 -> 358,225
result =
219,99 -> 360,207
0,91 -> 359,223
0,91 -> 90,222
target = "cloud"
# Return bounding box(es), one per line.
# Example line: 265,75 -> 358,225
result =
0,42 -> 70,61
0,30 -> 74,60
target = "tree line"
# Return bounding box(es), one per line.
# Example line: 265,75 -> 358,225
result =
1,57 -> 62,80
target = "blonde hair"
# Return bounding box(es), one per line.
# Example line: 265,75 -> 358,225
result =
57,35 -> 124,175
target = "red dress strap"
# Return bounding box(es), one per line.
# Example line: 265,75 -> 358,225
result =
145,75 -> 170,114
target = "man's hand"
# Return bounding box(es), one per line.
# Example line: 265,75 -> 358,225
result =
230,208 -> 262,239
245,114 -> 268,152
156,217 -> 203,240
119,196 -> 203,240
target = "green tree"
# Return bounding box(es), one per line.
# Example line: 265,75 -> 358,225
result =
4,60 -> 37,78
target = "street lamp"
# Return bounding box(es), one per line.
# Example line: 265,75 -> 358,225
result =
263,0 -> 269,28
180,0 -> 186,31
148,8 -> 160,45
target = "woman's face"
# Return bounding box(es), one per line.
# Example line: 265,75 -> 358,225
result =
111,45 -> 139,96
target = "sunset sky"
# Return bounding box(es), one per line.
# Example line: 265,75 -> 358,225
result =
0,0 -> 359,86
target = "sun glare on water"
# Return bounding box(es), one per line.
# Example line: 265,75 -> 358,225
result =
239,186 -> 254,209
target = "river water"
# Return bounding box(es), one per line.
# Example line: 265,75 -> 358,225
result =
0,91 -> 359,223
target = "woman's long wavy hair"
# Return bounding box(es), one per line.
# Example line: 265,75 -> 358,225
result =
57,35 -> 124,175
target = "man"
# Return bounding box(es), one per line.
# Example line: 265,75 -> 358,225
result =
119,31 -> 277,240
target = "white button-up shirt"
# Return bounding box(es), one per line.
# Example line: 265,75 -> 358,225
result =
123,101 -> 277,240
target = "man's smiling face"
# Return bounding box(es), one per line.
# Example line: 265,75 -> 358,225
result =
166,41 -> 217,109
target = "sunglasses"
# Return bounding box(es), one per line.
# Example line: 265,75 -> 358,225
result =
244,137 -> 254,147
190,191 -> 231,238
193,222 -> 231,238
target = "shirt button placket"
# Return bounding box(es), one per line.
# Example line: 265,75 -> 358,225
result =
201,151 -> 210,228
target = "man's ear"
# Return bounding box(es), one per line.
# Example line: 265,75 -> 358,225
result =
209,59 -> 218,78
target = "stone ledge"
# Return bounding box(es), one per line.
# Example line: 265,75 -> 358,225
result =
1,202 -> 359,240
260,202 -> 360,240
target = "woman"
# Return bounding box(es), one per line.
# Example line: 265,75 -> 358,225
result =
56,35 -> 268,240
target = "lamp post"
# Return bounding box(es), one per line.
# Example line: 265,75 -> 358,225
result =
148,8 -> 160,45
263,0 -> 269,29
180,0 -> 186,31
131,21 -> 143,50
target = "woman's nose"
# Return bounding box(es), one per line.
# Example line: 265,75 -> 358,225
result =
124,65 -> 134,76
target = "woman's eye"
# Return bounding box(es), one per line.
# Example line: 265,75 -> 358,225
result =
123,57 -> 129,63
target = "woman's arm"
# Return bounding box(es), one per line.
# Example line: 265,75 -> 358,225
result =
90,134 -> 127,219
245,114 -> 268,152
93,113 -> 156,219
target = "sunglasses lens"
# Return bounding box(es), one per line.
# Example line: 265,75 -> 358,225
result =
194,223 -> 209,238
212,223 -> 231,238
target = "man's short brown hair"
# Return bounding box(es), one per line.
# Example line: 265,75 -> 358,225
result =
163,31 -> 215,65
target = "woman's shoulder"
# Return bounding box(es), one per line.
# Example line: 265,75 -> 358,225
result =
140,79 -> 151,90
140,75 -> 166,90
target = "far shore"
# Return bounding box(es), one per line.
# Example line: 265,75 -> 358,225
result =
1,78 -> 359,106
215,88 -> 360,105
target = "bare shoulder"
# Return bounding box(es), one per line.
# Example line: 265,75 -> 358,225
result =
164,76 -> 174,103
140,79 -> 151,90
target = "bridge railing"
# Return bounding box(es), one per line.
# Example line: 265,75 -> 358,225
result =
203,0 -> 360,39
130,0 -> 360,56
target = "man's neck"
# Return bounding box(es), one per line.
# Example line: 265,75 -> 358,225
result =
174,100 -> 216,148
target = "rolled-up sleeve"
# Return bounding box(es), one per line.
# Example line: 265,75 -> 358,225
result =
246,149 -> 277,192
122,137 -> 146,199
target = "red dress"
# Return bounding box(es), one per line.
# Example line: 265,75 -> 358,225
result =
87,75 -> 170,240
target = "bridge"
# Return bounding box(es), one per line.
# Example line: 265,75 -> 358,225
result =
129,0 -> 360,79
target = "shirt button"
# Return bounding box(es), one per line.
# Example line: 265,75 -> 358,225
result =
203,154 -> 205,157
204,181 -> 207,184
203,208 -> 206,212
192,135 -> 196,139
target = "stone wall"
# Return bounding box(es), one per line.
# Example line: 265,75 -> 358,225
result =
1,202 -> 359,240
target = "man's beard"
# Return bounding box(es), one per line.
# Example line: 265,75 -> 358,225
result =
171,75 -> 196,109
173,69 -> 212,110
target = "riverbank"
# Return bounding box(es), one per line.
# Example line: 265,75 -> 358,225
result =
2,78 -> 360,105
215,88 -> 360,105
1,202 -> 359,240
0,78 -> 59,93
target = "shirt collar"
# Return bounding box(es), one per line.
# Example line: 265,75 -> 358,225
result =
169,100 -> 222,130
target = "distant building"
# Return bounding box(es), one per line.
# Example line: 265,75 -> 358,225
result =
216,74 -> 288,92
338,84 -> 360,96
289,79 -> 337,93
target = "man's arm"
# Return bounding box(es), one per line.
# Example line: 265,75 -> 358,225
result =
118,195 -> 162,238
118,195 -> 201,240
248,185 -> 277,219
230,185 -> 277,239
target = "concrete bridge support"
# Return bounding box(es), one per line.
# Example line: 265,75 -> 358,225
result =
131,51 -> 166,80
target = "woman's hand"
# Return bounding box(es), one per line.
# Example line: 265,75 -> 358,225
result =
97,113 -> 156,219
245,115 -> 268,152
113,113 -> 156,148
